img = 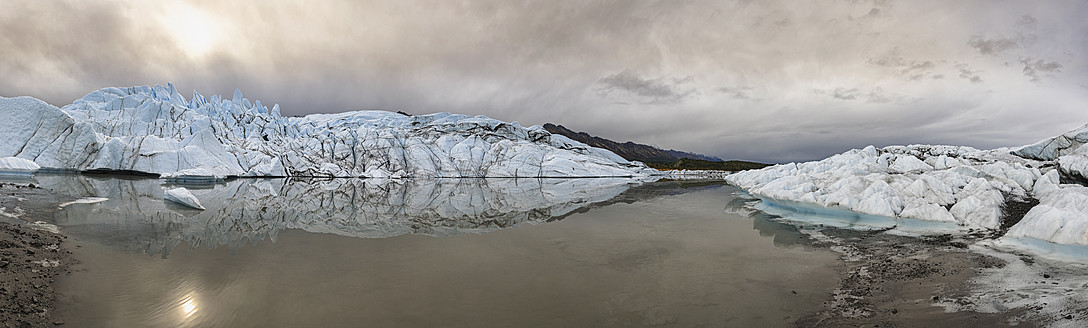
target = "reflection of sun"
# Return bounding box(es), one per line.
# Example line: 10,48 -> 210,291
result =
159,3 -> 221,57
180,294 -> 198,318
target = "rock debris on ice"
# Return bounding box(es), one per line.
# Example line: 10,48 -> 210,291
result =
0,84 -> 652,178
727,123 -> 1088,247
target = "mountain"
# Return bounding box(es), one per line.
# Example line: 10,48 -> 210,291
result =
0,84 -> 654,179
542,123 -> 721,163
542,123 -> 768,171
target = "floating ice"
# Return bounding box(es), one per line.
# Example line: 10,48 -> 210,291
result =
56,197 -> 110,208
164,187 -> 205,210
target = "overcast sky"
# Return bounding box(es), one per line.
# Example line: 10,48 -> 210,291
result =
2,0 -> 1087,163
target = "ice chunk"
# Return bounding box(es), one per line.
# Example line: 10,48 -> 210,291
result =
164,187 -> 205,210
0,157 -> 40,175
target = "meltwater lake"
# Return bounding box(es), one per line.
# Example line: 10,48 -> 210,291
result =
34,176 -> 839,327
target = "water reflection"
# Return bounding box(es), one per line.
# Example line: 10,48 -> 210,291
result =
36,176 -> 650,256
53,180 -> 840,328
724,193 -> 813,247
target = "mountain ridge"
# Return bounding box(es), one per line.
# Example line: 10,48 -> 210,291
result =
542,123 -> 723,163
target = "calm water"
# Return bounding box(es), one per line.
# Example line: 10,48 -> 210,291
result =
41,177 -> 838,327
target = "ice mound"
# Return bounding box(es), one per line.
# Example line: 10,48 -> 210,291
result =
728,123 -> 1088,247
164,187 -> 205,210
0,84 -> 651,178
728,145 -> 1041,230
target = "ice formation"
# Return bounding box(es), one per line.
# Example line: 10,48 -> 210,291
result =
164,187 -> 205,210
0,157 -> 40,176
0,84 -> 652,178
728,123 -> 1088,247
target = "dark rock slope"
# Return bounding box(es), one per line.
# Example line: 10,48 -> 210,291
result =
543,123 -> 722,163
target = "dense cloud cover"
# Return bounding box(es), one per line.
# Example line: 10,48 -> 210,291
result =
2,0 -> 1087,162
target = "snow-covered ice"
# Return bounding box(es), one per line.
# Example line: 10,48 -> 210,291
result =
164,187 -> 205,210
0,84 -> 652,178
727,123 -> 1088,247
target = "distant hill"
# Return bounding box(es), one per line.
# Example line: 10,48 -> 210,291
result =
644,158 -> 770,171
543,123 -> 769,171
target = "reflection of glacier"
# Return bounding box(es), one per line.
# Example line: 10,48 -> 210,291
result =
40,176 -> 648,256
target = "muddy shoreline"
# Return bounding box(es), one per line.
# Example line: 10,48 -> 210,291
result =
0,183 -> 75,327
794,229 -> 1031,327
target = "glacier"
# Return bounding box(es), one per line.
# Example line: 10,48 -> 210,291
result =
0,84 -> 652,178
727,123 -> 1088,248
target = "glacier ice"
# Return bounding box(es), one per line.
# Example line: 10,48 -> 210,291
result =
0,84 -> 653,178
728,145 -> 1041,230
727,128 -> 1088,247
164,187 -> 205,210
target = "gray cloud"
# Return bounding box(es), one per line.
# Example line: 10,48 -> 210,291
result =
717,86 -> 758,100
814,87 -> 908,104
1020,58 -> 1063,81
1016,15 -> 1038,27
596,70 -> 695,104
896,61 -> 936,81
2,0 -> 1087,163
955,63 -> 984,83
968,36 -> 1020,55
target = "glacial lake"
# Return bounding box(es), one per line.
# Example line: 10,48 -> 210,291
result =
37,176 -> 839,327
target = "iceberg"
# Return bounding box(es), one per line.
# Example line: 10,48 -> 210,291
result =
163,187 -> 205,210
727,124 -> 1088,247
0,84 -> 653,178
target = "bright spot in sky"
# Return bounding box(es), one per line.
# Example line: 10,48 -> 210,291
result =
158,3 -> 221,58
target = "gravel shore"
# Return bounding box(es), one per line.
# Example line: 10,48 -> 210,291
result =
0,183 -> 73,328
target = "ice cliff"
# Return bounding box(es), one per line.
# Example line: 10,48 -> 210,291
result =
0,84 -> 651,178
727,123 -> 1088,248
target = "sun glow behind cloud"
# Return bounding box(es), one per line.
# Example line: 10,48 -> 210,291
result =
158,3 -> 222,58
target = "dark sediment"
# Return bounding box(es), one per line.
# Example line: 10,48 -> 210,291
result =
0,183 -> 74,328
0,222 -> 72,328
795,230 -> 1030,327
998,196 -> 1040,236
